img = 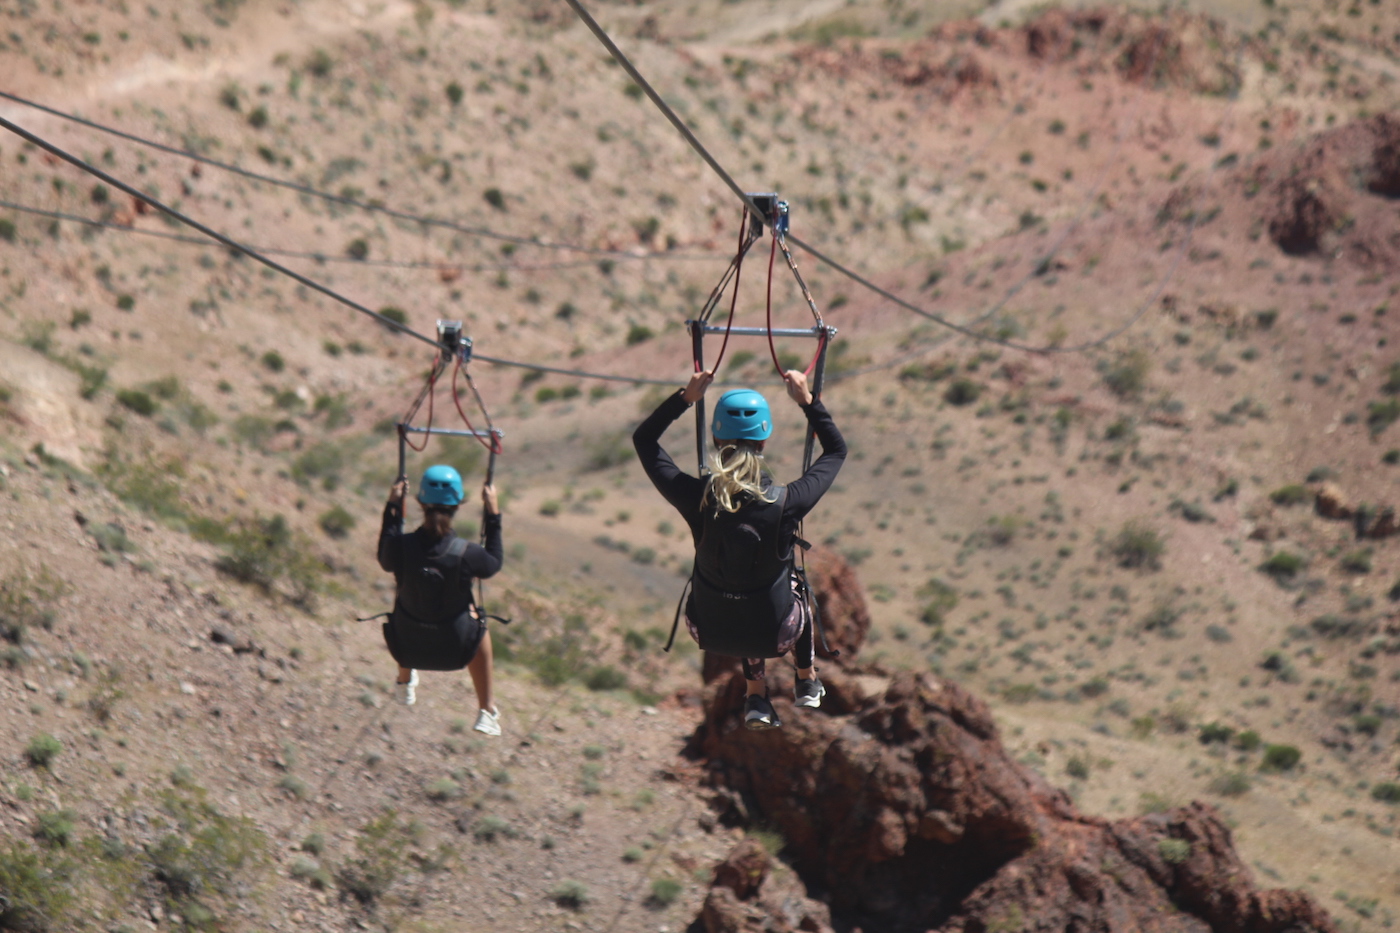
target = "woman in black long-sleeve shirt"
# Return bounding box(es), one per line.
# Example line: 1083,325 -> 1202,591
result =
378,467 -> 504,735
634,368 -> 846,730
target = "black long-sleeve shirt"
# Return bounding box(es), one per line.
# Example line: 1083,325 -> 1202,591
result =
632,389 -> 846,547
377,503 -> 504,587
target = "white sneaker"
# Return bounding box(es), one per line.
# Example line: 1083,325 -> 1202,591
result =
474,707 -> 501,736
394,671 -> 419,706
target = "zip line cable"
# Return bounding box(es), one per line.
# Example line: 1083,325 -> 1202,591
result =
0,120 -> 738,389
0,198 -> 719,273
0,113 -> 441,350
0,89 -> 714,263
561,0 -> 1204,357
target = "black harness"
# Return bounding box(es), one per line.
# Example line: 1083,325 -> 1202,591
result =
381,537 -> 484,672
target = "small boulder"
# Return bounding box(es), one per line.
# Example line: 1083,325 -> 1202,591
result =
1314,482 -> 1353,520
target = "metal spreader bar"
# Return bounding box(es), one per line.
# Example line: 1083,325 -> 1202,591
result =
400,426 -> 500,440
697,324 -> 832,339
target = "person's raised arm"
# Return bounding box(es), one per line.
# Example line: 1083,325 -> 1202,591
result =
632,372 -> 710,516
781,370 -> 846,518
377,478 -> 409,572
467,482 -> 504,579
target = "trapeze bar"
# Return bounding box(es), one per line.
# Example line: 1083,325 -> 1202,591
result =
400,426 -> 502,439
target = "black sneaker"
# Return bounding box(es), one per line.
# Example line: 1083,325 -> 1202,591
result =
743,694 -> 781,731
794,677 -> 825,709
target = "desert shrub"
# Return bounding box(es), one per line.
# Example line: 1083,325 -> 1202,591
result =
425,778 -> 462,802
918,578 -> 958,628
649,877 -> 683,907
260,350 -> 285,372
1368,398 -> 1400,436
116,388 -> 157,416
550,880 -> 589,910
1259,550 -> 1304,581
1371,782 -> 1400,803
585,665 -> 628,691
1102,349 -> 1151,398
585,431 -> 632,471
377,306 -> 407,330
32,809 -> 76,848
1232,730 -> 1261,751
1353,714 -> 1382,736
483,188 -> 506,211
1340,549 -> 1372,574
1205,624 -> 1233,643
1079,678 -> 1109,698
944,378 -> 982,406
145,788 -> 267,920
472,815 -> 516,842
1,566 -> 67,644
1110,520 -> 1164,569
0,218 -> 16,242
318,506 -> 356,539
1310,614 -> 1369,638
1198,722 -> 1234,744
539,500 -> 561,517
306,48 -> 333,76
535,386 -> 559,403
1209,771 -> 1252,796
289,856 -> 332,889
1157,838 -> 1191,864
26,733 -> 62,768
1065,755 -> 1090,779
625,324 -> 654,345
215,515 -> 323,606
1259,744 -> 1301,772
336,811 -> 414,905
1268,484 -> 1311,506
445,81 -> 463,105
0,840 -> 76,931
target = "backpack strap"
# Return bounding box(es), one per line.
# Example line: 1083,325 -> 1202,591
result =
443,536 -> 470,611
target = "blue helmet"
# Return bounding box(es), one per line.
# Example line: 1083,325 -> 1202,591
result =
711,389 -> 772,441
417,464 -> 464,507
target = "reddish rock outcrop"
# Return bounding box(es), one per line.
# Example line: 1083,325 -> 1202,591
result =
702,838 -> 834,933
1314,482 -> 1354,520
691,669 -> 1337,933
1260,113 -> 1400,266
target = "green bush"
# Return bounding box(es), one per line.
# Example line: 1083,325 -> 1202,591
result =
0,217 -> 16,242
116,388 -> 157,416
1371,782 -> 1400,803
1259,744 -> 1301,772
1157,838 -> 1191,864
1,566 -> 67,644
649,877 -> 683,907
1340,549 -> 1372,573
260,350 -> 285,372
1259,551 -> 1304,581
483,188 -> 506,211
345,238 -> 369,260
944,378 -> 982,406
918,578 -> 958,628
1368,398 -> 1400,436
1268,484 -> 1311,506
26,733 -> 62,768
1198,722 -> 1234,744
1110,520 -> 1164,570
1232,730 -> 1261,751
1102,349 -> 1151,399
215,515 -> 322,607
445,81 -> 463,105
1209,771 -> 1251,796
626,324 -> 654,346
336,811 -> 413,905
585,666 -> 628,691
318,506 -> 356,539
145,789 -> 267,919
0,840 -> 75,930
550,880 -> 589,910
32,809 -> 77,848
472,815 -> 516,842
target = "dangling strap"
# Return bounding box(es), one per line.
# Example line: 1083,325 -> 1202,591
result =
356,611 -> 391,622
665,575 -> 693,652
793,564 -> 839,659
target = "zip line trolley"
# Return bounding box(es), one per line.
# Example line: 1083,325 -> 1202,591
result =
688,193 -> 837,476
395,319 -> 504,486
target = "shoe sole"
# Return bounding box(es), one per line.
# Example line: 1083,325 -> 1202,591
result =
744,716 -> 782,731
794,686 -> 825,709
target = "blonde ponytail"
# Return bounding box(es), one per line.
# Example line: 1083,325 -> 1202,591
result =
702,442 -> 776,514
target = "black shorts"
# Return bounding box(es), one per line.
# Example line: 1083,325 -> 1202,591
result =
382,608 -> 484,672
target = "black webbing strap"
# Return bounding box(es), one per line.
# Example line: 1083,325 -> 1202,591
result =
665,576 -> 692,652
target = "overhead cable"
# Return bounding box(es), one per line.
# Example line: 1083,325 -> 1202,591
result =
0,198 -> 717,273
0,113 -> 440,350
0,89 -> 712,262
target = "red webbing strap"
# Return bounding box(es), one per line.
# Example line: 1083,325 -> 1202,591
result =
702,211 -> 749,375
